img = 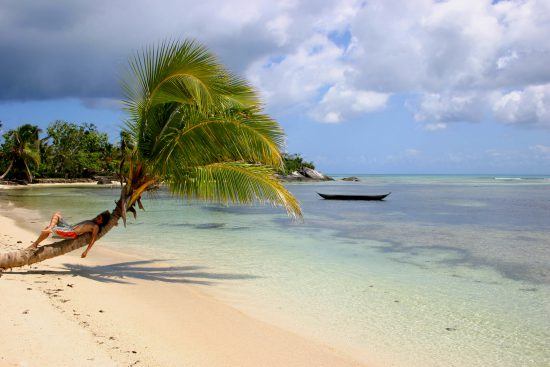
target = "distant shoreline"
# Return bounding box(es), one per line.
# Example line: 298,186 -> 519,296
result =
0,177 -> 120,189
0,182 -> 121,189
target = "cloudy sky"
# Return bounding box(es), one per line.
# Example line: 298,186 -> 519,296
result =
1,0 -> 550,174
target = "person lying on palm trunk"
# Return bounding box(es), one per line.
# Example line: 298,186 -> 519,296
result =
30,211 -> 110,258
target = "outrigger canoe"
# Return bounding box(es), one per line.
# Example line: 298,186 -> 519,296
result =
317,192 -> 390,201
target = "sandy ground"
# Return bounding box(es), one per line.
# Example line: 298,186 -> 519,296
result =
0,209 -> 366,367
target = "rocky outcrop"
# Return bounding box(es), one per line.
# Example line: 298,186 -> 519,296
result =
277,168 -> 333,182
341,176 -> 360,182
275,172 -> 306,182
300,168 -> 333,181
96,177 -> 115,185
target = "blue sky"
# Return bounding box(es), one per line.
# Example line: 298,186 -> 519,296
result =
1,0 -> 549,174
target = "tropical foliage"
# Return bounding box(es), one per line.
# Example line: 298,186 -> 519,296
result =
0,121 -> 120,180
0,121 -> 313,184
0,124 -> 41,182
281,153 -> 315,175
118,40 -> 302,220
42,121 -> 118,178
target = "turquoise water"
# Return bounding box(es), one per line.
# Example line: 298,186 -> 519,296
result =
1,175 -> 549,366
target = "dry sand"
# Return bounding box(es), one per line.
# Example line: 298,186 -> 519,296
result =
0,208 -> 366,367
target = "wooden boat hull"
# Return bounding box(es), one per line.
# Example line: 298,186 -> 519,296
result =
317,192 -> 390,201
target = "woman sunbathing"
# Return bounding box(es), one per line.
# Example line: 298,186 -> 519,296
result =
30,211 -> 110,258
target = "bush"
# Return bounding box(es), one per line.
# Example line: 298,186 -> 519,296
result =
280,153 -> 315,175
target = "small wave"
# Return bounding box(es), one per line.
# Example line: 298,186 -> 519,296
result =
494,177 -> 548,181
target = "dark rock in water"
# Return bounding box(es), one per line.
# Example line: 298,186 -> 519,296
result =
275,171 -> 307,182
195,223 -> 225,229
342,176 -> 360,182
288,171 -> 306,179
519,287 -> 537,292
96,177 -> 113,185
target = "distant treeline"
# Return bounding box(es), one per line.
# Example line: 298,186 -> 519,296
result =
0,121 -> 121,182
0,121 -> 315,182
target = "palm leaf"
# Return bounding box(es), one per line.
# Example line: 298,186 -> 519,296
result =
22,146 -> 40,166
123,40 -> 258,118
167,162 -> 301,219
150,106 -> 285,173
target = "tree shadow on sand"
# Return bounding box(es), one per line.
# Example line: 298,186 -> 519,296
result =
7,259 -> 259,285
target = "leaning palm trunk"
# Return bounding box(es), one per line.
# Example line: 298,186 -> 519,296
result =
0,202 -> 122,270
23,160 -> 33,183
0,161 -> 13,180
0,180 -> 149,270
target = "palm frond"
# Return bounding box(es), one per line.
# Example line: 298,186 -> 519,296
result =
22,146 -> 40,166
123,40 -> 258,118
147,106 -> 285,174
167,162 -> 302,218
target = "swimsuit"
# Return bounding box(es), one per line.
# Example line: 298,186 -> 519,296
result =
51,218 -> 79,239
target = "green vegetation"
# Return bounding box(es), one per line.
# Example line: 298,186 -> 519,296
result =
0,124 -> 41,182
120,40 -> 301,218
0,121 -> 120,182
0,121 -> 314,183
280,153 -> 315,175
42,121 -> 118,178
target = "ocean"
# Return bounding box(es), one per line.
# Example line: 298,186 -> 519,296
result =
1,175 -> 549,366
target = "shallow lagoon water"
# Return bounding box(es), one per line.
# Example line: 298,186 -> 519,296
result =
1,175 -> 549,366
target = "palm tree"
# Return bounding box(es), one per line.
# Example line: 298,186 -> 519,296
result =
0,40 -> 301,270
0,124 -> 41,183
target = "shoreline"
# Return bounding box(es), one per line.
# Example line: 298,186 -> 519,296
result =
0,182 -> 121,190
0,207 -> 367,366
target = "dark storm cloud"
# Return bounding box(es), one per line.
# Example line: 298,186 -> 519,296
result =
0,0 -> 284,101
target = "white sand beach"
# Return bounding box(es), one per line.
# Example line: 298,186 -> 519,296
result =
0,210 -> 366,367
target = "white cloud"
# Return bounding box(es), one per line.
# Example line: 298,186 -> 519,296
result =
405,149 -> 421,156
247,33 -> 350,113
1,0 -> 550,128
423,123 -> 447,131
414,92 -> 487,124
311,84 -> 389,123
266,15 -> 292,46
496,51 -> 519,70
531,144 -> 550,154
493,84 -> 550,127
246,0 -> 550,125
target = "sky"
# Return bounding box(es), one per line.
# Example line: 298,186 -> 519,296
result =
1,0 -> 550,174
